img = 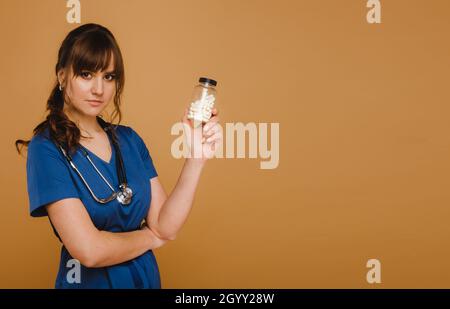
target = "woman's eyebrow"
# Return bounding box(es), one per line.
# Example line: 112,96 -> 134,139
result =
79,69 -> 115,74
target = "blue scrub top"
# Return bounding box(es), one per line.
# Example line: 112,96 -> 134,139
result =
26,124 -> 161,289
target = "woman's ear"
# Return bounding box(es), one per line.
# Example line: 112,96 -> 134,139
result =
57,69 -> 66,87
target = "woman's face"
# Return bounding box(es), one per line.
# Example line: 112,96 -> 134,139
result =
60,60 -> 116,119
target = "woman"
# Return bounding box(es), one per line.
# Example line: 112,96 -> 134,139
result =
15,23 -> 222,288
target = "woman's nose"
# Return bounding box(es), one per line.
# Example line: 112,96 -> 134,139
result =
92,77 -> 104,95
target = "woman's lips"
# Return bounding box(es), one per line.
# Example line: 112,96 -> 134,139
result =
87,100 -> 103,107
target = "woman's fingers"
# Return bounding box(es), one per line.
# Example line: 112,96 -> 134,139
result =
203,117 -> 219,132
203,123 -> 222,139
203,117 -> 220,133
201,124 -> 223,143
205,133 -> 223,144
203,108 -> 219,129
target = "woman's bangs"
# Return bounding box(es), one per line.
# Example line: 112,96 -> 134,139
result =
70,35 -> 115,76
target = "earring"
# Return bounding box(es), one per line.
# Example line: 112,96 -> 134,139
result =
59,84 -> 63,91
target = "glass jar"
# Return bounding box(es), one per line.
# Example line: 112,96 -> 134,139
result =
187,77 -> 218,127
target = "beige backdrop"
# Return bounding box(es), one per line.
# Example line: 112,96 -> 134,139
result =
1,0 -> 450,288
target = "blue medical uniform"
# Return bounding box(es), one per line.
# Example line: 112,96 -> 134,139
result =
26,124 -> 161,289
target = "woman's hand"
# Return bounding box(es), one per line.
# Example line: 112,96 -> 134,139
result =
141,224 -> 167,249
182,108 -> 223,161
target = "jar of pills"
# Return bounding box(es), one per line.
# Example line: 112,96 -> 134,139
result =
187,77 -> 217,127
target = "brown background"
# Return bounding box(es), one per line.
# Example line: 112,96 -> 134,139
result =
1,0 -> 449,288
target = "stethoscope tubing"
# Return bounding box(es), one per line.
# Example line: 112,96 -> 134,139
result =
53,121 -> 131,205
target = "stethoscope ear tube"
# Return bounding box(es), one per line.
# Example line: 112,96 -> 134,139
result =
98,119 -> 128,187
111,134 -> 128,187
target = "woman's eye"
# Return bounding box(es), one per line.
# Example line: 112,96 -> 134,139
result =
81,72 -> 92,79
104,74 -> 116,81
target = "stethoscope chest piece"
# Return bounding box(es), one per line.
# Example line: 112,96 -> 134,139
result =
117,185 -> 133,205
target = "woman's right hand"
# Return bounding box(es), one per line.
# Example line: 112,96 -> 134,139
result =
141,225 -> 167,250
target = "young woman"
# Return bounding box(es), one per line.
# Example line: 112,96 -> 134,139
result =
15,23 -> 222,289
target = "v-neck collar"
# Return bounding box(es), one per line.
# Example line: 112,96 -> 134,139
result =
79,131 -> 115,165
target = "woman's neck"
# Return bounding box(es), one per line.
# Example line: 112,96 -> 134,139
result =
64,108 -> 103,137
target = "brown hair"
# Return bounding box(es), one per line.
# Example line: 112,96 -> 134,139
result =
15,23 -> 125,155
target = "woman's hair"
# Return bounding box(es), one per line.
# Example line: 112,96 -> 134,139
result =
15,23 -> 125,155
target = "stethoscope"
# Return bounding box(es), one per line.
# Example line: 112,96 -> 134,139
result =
55,119 -> 133,206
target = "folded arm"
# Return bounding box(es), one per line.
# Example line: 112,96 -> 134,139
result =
46,197 -> 166,268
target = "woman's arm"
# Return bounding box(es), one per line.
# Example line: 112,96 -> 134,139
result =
147,109 -> 222,240
146,159 -> 205,240
46,198 -> 166,268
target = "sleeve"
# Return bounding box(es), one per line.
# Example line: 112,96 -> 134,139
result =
26,137 -> 80,217
129,127 -> 158,180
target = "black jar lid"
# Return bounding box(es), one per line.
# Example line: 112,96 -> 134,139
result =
199,77 -> 217,86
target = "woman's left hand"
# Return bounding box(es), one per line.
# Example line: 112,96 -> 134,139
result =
182,108 -> 223,161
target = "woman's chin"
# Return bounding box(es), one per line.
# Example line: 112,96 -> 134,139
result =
81,108 -> 103,118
